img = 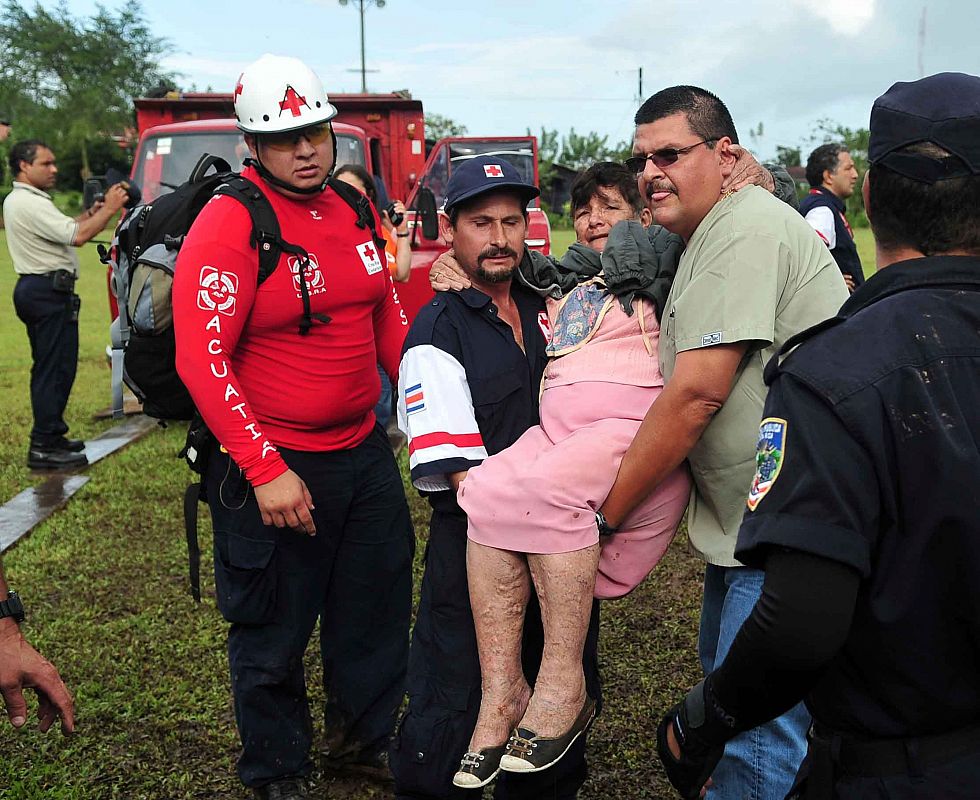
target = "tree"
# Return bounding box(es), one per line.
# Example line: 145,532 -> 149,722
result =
775,145 -> 801,168
0,0 -> 175,183
425,113 -> 467,141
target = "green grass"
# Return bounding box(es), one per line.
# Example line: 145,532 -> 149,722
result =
0,230 -> 704,798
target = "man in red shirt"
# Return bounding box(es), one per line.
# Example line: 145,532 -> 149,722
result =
172,54 -> 413,800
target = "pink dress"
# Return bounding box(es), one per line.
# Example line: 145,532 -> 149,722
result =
458,283 -> 691,599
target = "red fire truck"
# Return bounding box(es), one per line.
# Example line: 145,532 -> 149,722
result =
126,92 -> 551,321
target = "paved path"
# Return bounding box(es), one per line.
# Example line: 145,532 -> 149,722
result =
0,415 -> 159,553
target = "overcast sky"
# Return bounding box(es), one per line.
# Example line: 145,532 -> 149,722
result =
56,0 -> 980,160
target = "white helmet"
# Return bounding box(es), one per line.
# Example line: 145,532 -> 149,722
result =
234,54 -> 338,135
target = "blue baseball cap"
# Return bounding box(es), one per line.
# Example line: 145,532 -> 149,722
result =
443,155 -> 540,214
869,72 -> 980,183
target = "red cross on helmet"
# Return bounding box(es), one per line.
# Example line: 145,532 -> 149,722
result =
235,54 -> 338,134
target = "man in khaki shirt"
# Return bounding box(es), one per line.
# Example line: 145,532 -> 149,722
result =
4,139 -> 127,469
601,87 -> 848,800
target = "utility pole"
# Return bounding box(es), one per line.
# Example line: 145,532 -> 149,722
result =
917,6 -> 927,78
338,0 -> 386,93
638,66 -> 643,102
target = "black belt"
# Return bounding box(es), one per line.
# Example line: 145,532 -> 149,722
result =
802,721 -> 980,799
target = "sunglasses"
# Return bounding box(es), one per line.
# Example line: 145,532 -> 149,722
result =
261,122 -> 333,152
624,138 -> 718,176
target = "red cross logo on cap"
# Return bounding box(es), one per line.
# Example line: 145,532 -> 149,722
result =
484,164 -> 504,178
279,85 -> 309,117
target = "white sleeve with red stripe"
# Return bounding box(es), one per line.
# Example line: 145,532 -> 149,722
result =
804,206 -> 837,249
397,344 -> 488,492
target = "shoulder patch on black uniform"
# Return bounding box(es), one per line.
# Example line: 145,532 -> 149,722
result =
747,417 -> 787,511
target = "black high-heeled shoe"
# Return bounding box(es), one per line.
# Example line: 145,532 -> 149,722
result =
452,740 -> 511,789
499,695 -> 596,773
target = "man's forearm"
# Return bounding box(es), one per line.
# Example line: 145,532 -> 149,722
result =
601,385 -> 713,527
72,205 -> 117,246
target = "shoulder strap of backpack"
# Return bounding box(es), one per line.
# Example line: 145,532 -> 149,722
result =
328,176 -> 388,251
213,175 -> 284,284
213,176 -> 330,335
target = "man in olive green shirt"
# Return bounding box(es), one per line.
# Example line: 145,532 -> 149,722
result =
602,87 -> 847,800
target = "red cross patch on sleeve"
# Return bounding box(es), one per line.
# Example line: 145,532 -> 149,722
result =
356,240 -> 383,275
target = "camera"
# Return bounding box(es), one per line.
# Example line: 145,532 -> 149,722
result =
385,202 -> 404,228
82,167 -> 141,211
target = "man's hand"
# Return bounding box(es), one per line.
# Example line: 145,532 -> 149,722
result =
0,621 -> 74,735
656,679 -> 737,799
429,250 -> 471,292
722,145 -> 775,195
384,200 -> 409,236
843,273 -> 856,293
104,183 -> 129,214
254,469 -> 316,535
656,700 -> 723,799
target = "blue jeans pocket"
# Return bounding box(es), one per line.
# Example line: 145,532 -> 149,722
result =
213,530 -> 278,625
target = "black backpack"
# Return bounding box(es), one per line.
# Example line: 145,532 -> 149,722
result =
103,153 -> 386,600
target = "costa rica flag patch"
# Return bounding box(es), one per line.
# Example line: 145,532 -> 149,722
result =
747,417 -> 786,511
405,382 -> 425,415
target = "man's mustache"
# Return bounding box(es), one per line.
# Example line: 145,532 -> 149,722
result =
477,246 -> 519,263
645,181 -> 676,197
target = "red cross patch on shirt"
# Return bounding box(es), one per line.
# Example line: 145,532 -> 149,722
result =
483,164 -> 504,177
357,240 -> 383,275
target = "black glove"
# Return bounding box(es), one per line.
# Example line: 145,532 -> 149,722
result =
656,679 -> 734,799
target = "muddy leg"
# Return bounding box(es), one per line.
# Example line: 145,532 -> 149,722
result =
519,544 -> 599,737
465,540 -> 532,751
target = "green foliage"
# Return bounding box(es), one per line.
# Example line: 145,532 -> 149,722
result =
775,145 -> 801,168
54,135 -> 132,193
0,0 -> 175,183
532,126 -> 633,216
778,119 -> 871,227
424,112 -> 467,140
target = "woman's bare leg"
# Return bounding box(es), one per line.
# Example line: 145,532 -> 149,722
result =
519,544 -> 600,736
465,540 -> 532,751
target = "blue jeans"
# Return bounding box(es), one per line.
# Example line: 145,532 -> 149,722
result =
699,565 -> 810,800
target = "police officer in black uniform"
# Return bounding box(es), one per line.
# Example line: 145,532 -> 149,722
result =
654,71 -> 980,800
390,156 -> 601,800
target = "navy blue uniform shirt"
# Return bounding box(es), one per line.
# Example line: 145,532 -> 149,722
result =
736,255 -> 980,738
398,283 -> 550,515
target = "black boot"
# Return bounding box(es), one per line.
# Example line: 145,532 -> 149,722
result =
27,447 -> 88,470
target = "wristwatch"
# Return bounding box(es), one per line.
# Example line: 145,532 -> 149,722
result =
595,509 -> 619,537
0,591 -> 25,623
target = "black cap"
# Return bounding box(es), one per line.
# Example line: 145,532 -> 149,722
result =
443,155 -> 540,214
869,72 -> 980,183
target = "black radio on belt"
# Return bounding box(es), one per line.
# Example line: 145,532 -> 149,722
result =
50,269 -> 76,294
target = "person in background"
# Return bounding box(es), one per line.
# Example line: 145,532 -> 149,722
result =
4,139 -> 128,470
334,163 -> 411,429
800,143 -> 863,291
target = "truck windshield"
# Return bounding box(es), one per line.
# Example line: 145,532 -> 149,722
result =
419,139 -> 538,208
132,131 -> 365,201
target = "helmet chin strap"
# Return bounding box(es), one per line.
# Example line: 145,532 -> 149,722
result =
247,127 -> 338,195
